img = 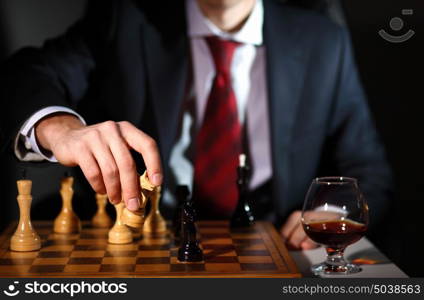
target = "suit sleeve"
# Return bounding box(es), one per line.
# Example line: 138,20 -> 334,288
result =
0,0 -> 118,154
323,28 -> 394,229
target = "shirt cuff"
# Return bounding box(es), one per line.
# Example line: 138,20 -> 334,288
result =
14,106 -> 86,162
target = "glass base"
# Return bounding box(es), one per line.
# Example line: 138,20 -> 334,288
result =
311,262 -> 362,276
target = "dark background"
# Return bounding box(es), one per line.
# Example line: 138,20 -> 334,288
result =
0,0 -> 423,276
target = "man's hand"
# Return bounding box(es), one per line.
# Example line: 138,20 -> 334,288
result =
280,210 -> 318,250
35,114 -> 163,211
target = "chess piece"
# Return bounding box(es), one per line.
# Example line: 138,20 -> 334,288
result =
143,186 -> 166,234
92,193 -> 112,228
54,177 -> 81,233
121,171 -> 153,228
108,202 -> 133,244
10,180 -> 41,252
177,194 -> 203,262
173,185 -> 190,241
230,154 -> 254,228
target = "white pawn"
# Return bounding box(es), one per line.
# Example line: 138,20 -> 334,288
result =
143,186 -> 166,234
92,193 -> 112,228
53,176 -> 81,234
108,202 -> 133,244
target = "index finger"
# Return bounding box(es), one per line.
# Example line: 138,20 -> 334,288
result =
117,121 -> 163,186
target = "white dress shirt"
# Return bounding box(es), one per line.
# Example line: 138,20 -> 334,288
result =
14,106 -> 85,162
15,0 -> 272,192
170,0 -> 272,191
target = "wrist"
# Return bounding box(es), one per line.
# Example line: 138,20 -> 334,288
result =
35,113 -> 84,151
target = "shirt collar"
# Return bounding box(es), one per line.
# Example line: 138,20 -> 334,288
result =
186,0 -> 263,45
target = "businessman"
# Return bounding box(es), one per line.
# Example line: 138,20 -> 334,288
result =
0,0 -> 392,249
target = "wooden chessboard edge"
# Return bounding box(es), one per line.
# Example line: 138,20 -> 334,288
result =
263,222 -> 301,277
255,222 -> 301,277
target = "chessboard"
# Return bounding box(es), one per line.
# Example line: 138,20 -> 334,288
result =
0,220 -> 300,278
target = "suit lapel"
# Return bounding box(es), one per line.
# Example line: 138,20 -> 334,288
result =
263,0 -> 307,211
140,3 -> 189,162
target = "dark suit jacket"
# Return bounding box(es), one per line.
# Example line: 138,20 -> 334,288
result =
0,0 -> 392,229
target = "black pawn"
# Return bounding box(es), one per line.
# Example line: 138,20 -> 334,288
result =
177,193 -> 203,262
230,154 -> 254,228
173,185 -> 190,242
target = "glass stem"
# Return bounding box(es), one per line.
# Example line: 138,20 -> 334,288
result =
325,247 -> 348,271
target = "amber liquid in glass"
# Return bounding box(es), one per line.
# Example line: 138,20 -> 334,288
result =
303,219 -> 367,249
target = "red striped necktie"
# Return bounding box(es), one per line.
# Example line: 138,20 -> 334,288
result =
194,36 -> 242,217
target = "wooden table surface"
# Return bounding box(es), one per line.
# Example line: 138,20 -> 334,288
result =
0,220 -> 301,278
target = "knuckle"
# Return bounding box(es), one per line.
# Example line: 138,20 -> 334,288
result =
143,136 -> 157,150
101,120 -> 118,131
121,157 -> 136,172
86,169 -> 101,183
91,182 -> 105,193
85,128 -> 101,141
108,189 -> 121,201
118,121 -> 132,128
121,188 -> 137,199
104,164 -> 119,179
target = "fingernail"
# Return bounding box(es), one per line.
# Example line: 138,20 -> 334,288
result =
152,173 -> 163,186
127,198 -> 140,211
